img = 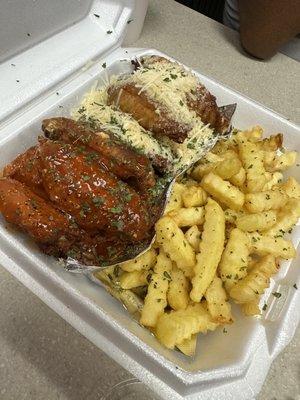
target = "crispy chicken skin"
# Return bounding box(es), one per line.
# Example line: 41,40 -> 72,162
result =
107,84 -> 190,143
42,117 -> 155,191
0,178 -> 90,256
108,55 -> 230,143
38,140 -> 151,242
3,145 -> 47,199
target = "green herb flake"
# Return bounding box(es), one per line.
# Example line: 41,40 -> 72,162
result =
110,205 -> 123,214
82,175 -> 90,181
127,19 -> 133,24
163,77 -> 171,82
107,30 -> 113,34
102,62 -> 107,68
262,303 -> 268,311
94,13 -> 100,18
223,328 -> 227,334
92,196 -> 104,207
293,283 -> 298,290
272,292 -> 282,298
112,220 -> 124,230
163,271 -> 171,280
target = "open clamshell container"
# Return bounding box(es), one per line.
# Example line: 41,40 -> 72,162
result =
0,1 -> 299,399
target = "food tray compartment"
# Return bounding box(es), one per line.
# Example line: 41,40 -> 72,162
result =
0,47 -> 299,400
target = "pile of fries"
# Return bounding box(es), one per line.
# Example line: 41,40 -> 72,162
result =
95,126 -> 300,356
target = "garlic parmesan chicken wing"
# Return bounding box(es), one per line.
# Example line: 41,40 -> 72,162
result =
107,55 -> 230,143
0,178 -> 99,263
38,140 -> 151,242
42,117 -> 155,191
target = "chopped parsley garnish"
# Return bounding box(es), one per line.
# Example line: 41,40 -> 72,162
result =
110,206 -> 123,214
293,283 -> 298,290
112,220 -> 124,230
170,73 -> 177,79
102,62 -> 107,68
223,328 -> 227,334
107,30 -> 113,34
94,13 -> 100,18
163,271 -> 171,280
127,19 -> 133,24
163,77 -> 171,82
179,100 -> 184,106
262,303 -> 268,311
92,196 -> 104,207
272,292 -> 282,298
82,175 -> 90,181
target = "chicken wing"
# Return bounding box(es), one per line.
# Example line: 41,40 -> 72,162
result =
0,178 -> 98,261
42,117 -> 155,191
3,145 -> 47,199
38,140 -> 151,242
108,55 -> 230,143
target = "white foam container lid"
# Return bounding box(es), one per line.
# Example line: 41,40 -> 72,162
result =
0,1 -> 299,399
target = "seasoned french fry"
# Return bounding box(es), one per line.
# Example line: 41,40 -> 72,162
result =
182,185 -> 207,207
271,151 -> 297,171
263,172 -> 283,190
140,250 -> 172,327
176,334 -> 197,357
241,300 -> 261,316
168,207 -> 204,227
119,270 -> 150,289
205,276 -> 233,324
247,232 -> 296,259
229,167 -> 246,187
121,248 -> 157,272
224,209 -> 240,224
94,269 -> 143,316
230,127 -> 263,145
264,151 -> 277,170
280,177 -> 300,199
245,190 -> 288,213
236,211 -> 277,232
260,133 -> 283,151
185,225 -> 201,251
167,266 -> 190,310
164,182 -> 185,213
264,199 -> 300,237
201,172 -> 245,211
219,228 -> 249,291
239,140 -> 266,192
214,150 -> 242,179
155,216 -> 195,278
191,157 -> 219,181
229,255 -> 278,303
155,303 -> 218,349
190,199 -> 225,302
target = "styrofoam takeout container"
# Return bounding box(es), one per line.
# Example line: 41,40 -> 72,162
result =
0,1 -> 299,399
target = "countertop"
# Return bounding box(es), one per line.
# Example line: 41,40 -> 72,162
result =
0,1 -> 299,399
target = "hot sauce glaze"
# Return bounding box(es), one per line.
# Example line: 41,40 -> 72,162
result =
38,140 -> 151,242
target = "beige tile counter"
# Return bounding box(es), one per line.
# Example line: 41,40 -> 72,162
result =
0,1 -> 299,399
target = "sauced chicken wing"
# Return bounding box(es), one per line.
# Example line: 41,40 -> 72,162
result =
38,140 -> 151,242
0,178 -> 99,262
3,145 -> 47,199
42,117 -> 155,191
